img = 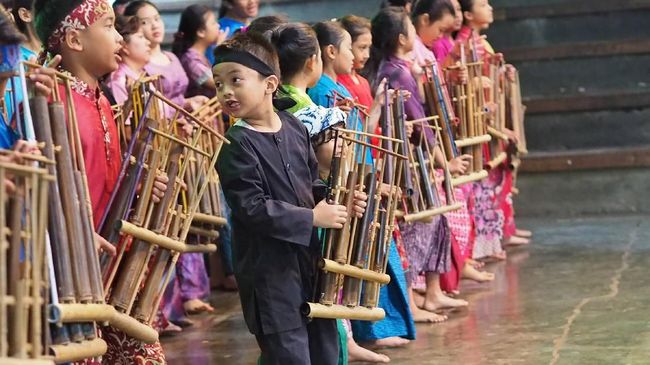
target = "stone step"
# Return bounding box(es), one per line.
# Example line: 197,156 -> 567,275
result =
492,0 -> 650,20
515,165 -> 650,217
487,8 -> 650,49
503,38 -> 650,63
514,54 -> 649,99
521,146 -> 650,172
525,108 -> 650,152
525,90 -> 650,114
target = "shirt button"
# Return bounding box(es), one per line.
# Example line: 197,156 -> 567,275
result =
286,163 -> 291,170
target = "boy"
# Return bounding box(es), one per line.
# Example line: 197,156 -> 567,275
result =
34,0 -> 167,363
214,32 -> 363,365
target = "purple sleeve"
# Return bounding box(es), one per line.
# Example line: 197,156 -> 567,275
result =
182,51 -> 212,87
107,70 -> 129,105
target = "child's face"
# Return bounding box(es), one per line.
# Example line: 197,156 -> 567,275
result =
468,0 -> 493,29
79,7 -> 123,75
230,0 -> 259,19
213,62 -> 275,119
333,31 -> 354,75
314,134 -> 343,175
401,17 -> 416,54
137,4 -> 165,46
123,29 -> 151,65
201,11 -> 221,45
418,13 -> 456,45
451,0 -> 463,31
351,31 -> 372,71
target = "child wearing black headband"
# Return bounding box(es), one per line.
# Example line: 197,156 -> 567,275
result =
214,32 -> 366,365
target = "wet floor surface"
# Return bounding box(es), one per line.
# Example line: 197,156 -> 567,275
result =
162,215 -> 650,365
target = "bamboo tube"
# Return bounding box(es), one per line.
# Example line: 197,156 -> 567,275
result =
191,213 -> 227,227
406,115 -> 439,124
455,134 -> 492,148
187,226 -> 220,239
338,135 -> 407,160
117,221 -> 188,253
451,170 -> 488,187
109,311 -> 158,344
333,127 -> 403,143
49,304 -> 115,324
487,126 -> 509,141
182,244 -> 218,254
487,152 -> 508,170
320,259 -> 390,284
50,338 -> 107,363
303,303 -> 385,321
0,358 -> 54,365
403,202 -> 463,223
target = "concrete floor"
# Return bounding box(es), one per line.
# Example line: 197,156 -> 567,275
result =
161,215 -> 650,365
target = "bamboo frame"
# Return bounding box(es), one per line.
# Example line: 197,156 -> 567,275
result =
455,134 -> 492,148
403,202 -> 464,223
320,259 -> 391,284
303,303 -> 385,321
50,339 -> 107,364
452,170 -> 489,186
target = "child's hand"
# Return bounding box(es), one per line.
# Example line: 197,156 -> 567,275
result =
505,64 -> 516,82
503,127 -> 518,144
352,190 -> 367,218
448,154 -> 472,175
151,173 -> 169,203
456,62 -> 469,84
313,200 -> 348,229
217,27 -> 230,45
94,232 -> 116,257
28,55 -> 62,97
185,95 -> 209,112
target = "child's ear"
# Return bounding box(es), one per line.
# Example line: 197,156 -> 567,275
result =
417,13 -> 430,27
265,75 -> 279,95
197,28 -> 207,39
305,55 -> 316,72
463,11 -> 474,23
17,7 -> 32,23
65,29 -> 84,52
398,33 -> 406,48
325,44 -> 337,61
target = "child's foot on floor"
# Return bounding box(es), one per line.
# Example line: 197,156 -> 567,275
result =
184,299 -> 215,314
348,340 -> 391,363
160,322 -> 183,336
365,337 -> 410,349
462,264 -> 495,283
504,235 -> 530,246
423,294 -> 469,312
516,229 -> 533,238
412,307 -> 448,323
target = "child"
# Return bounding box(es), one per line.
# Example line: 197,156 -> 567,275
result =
1,0 -> 40,120
107,14 -> 151,104
382,0 -> 415,14
34,0 -> 167,362
412,0 -> 494,295
173,4 -> 226,99
457,0 -> 530,261
432,0 -> 463,63
337,16 -> 373,111
214,31 -> 360,365
370,6 -> 469,324
270,23 -> 410,363
206,0 -> 260,64
124,1 -> 208,115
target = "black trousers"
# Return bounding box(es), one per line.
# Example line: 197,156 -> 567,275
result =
255,318 -> 339,365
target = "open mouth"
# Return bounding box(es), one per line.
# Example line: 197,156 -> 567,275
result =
225,100 -> 241,113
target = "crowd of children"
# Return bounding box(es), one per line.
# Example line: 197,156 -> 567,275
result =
0,0 -> 532,363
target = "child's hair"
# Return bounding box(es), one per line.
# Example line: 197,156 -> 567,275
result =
216,32 -> 281,79
0,4 -> 23,45
267,23 -> 319,83
123,0 -> 158,17
412,0 -> 455,23
339,15 -> 371,43
172,4 -> 211,57
459,0 -> 474,15
1,0 -> 33,35
382,0 -> 414,8
312,21 -> 346,64
34,0 -> 83,50
115,15 -> 142,42
364,6 -> 409,81
247,15 -> 289,35
218,0 -> 234,19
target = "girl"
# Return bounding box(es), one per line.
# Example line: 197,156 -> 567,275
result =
432,0 -> 463,63
124,1 -> 208,116
456,0 -> 531,261
108,15 -> 151,105
412,0 -> 494,296
205,0 -> 260,64
337,15 -> 373,111
369,7 -> 468,324
173,4 -> 226,99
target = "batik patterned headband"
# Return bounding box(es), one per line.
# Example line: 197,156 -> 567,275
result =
47,0 -> 110,52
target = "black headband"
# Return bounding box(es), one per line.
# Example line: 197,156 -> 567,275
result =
213,47 -> 276,77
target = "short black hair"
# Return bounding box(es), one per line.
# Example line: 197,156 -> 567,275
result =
247,15 -> 289,35
339,15 -> 371,43
412,0 -> 455,23
123,0 -> 158,17
1,0 -> 34,35
115,14 -> 141,42
34,0 -> 83,50
0,4 -> 24,45
215,32 -> 281,79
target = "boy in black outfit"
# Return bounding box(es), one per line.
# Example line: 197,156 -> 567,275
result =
214,32 -> 366,365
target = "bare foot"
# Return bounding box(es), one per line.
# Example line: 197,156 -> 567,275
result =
461,264 -> 495,283
160,322 -> 182,336
184,299 -> 215,314
490,251 -> 507,261
423,294 -> 468,312
412,307 -> 448,323
348,339 -> 390,363
504,236 -> 530,246
413,291 -> 425,309
466,258 -> 485,269
516,229 -> 532,238
364,337 -> 410,349
172,317 -> 195,328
